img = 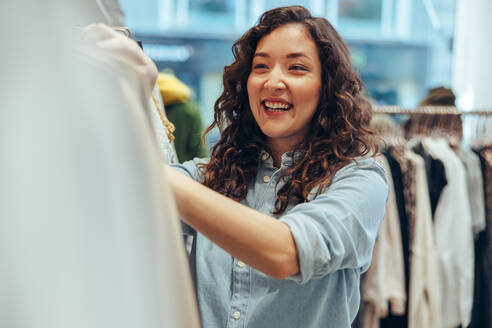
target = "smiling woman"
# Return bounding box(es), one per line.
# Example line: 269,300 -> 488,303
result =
247,23 -> 322,164
166,5 -> 389,328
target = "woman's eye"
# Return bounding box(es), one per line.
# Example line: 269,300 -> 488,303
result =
290,65 -> 307,71
253,63 -> 268,70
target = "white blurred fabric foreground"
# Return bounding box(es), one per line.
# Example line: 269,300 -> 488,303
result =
0,1 -> 200,327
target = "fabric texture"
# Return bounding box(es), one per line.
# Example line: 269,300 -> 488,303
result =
2,20 -> 200,327
468,145 -> 492,328
149,85 -> 178,164
388,147 -> 416,328
480,147 -> 492,240
361,155 -> 406,328
98,0 -> 125,26
405,151 -> 441,328
456,149 -> 486,236
172,155 -> 388,328
423,138 -> 474,328
411,142 -> 447,218
381,149 -> 410,328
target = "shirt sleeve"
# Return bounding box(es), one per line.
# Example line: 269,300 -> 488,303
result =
279,157 -> 389,284
170,158 -> 209,236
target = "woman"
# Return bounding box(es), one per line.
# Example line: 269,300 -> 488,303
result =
166,5 -> 388,328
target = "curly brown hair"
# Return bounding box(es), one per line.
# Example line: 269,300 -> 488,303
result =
199,5 -> 376,214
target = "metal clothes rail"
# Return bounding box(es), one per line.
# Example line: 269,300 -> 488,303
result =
372,105 -> 492,116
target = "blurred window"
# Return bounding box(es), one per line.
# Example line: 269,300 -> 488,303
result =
120,0 -> 457,114
339,0 -> 382,20
263,0 -> 311,10
338,0 -> 383,37
187,0 -> 236,31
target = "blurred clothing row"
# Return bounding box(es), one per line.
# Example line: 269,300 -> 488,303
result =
354,133 -> 492,328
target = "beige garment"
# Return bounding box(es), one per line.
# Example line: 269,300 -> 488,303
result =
362,155 -> 406,328
390,146 -> 417,243
149,85 -> 179,164
405,151 -> 441,328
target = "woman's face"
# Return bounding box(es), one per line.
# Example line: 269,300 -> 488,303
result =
247,23 -> 322,153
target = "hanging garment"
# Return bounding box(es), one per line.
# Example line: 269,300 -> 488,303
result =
480,147 -> 492,240
405,151 -> 441,328
411,142 -> 447,218
469,145 -> 492,328
0,14 -> 200,328
97,0 -> 125,26
149,85 -> 179,164
455,149 -> 486,236
361,155 -> 406,328
422,138 -> 474,328
394,149 -> 417,247
381,148 -> 411,328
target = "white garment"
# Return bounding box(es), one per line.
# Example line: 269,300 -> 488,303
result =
97,0 -> 125,26
362,155 -> 406,328
0,10 -> 199,328
405,151 -> 441,328
423,138 -> 475,328
83,24 -> 179,165
456,149 -> 487,237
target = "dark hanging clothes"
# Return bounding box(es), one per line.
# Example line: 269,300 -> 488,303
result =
412,142 -> 447,218
469,146 -> 492,328
380,149 -> 409,328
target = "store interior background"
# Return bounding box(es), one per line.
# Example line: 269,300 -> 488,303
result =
120,0 -> 492,133
1,1 -> 490,327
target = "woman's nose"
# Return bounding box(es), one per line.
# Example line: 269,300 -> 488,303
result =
264,69 -> 286,91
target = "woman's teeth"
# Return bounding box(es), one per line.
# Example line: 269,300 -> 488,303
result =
264,101 -> 291,111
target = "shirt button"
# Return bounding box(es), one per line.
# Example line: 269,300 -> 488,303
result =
238,261 -> 245,268
233,311 -> 241,320
263,175 -> 271,183
261,153 -> 269,161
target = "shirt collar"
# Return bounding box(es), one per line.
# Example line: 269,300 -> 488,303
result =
259,149 -> 304,168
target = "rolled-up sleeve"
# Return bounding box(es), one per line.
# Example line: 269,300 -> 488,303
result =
280,158 -> 388,284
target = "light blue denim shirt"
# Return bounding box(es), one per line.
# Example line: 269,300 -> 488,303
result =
171,152 -> 388,328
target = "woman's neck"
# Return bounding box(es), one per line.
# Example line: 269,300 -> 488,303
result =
267,140 -> 294,168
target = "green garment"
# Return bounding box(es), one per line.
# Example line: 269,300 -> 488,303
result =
166,100 -> 208,163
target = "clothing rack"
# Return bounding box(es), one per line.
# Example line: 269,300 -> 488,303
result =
372,105 -> 492,116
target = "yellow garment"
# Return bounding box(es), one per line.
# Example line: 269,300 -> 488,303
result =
157,72 -> 191,106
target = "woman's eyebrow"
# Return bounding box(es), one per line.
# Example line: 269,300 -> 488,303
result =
253,52 -> 269,58
253,52 -> 310,59
286,52 -> 309,59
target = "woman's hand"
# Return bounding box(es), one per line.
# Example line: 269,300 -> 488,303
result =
164,165 -> 300,279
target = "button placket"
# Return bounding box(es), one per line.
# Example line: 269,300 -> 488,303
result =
253,165 -> 274,209
228,259 -> 250,327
